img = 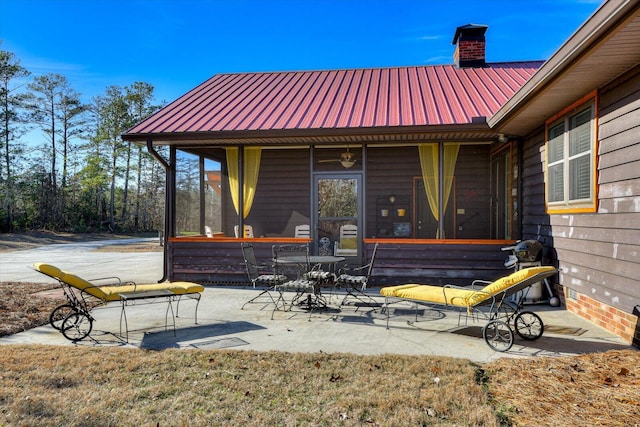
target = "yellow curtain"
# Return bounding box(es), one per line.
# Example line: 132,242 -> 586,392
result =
225,147 -> 262,219
418,143 -> 460,237
418,144 -> 439,223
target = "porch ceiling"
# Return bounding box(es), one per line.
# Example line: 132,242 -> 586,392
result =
489,0 -> 640,136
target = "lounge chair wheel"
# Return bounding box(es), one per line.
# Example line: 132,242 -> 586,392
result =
61,312 -> 93,341
483,320 -> 514,352
514,311 -> 544,341
49,304 -> 77,330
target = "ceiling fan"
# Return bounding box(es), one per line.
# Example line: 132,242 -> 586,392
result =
318,147 -> 357,168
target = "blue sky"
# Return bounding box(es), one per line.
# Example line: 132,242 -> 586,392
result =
2,0 -> 602,105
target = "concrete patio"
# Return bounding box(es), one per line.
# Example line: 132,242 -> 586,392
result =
0,240 -> 633,363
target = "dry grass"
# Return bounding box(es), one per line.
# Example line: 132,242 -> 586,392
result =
93,241 -> 163,252
1,233 -> 639,425
487,350 -> 640,426
0,346 -> 499,426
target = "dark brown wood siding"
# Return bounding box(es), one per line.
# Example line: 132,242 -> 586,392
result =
521,66 -> 640,314
366,145 -> 492,239
169,239 -> 247,284
366,146 -> 420,238
370,241 -> 510,285
222,148 -> 311,237
167,239 -> 511,286
453,145 -> 491,238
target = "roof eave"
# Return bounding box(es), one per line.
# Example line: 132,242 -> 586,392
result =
488,0 -> 640,136
123,122 -> 496,146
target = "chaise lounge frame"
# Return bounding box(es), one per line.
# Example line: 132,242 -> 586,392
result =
34,263 -> 204,342
380,266 -> 558,352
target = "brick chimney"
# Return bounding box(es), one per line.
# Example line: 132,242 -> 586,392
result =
452,24 -> 488,68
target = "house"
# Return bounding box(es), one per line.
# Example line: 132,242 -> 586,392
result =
123,0 -> 640,344
488,0 -> 640,345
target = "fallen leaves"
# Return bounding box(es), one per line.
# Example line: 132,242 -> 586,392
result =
0,282 -> 65,336
329,373 -> 343,382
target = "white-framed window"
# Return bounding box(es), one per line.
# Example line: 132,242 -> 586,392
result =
545,95 -> 597,213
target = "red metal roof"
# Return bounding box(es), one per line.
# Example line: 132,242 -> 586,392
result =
124,62 -> 543,139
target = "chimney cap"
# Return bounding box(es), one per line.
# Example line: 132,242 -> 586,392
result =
452,24 -> 488,44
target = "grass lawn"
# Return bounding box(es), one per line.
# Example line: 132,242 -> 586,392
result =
1,281 -> 639,426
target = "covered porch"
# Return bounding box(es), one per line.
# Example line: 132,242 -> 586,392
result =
145,138 -> 520,286
122,48 -> 543,286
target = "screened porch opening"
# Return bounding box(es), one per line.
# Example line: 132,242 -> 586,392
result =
172,142 -> 517,244
175,150 -> 222,237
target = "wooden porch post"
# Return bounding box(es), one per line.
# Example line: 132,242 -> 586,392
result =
238,146 -> 245,233
199,156 -> 206,235
438,142 -> 445,239
168,146 -> 177,239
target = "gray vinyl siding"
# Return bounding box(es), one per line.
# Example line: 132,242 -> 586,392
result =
522,67 -> 640,314
520,127 -> 554,257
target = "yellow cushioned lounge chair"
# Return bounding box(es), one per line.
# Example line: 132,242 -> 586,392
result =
34,262 -> 204,342
380,266 -> 558,352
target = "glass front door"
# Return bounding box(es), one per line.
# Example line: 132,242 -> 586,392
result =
313,174 -> 362,259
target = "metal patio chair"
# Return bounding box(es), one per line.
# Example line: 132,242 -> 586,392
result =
234,224 -> 254,238
336,242 -> 379,309
34,262 -> 203,342
240,243 -> 288,310
294,224 -> 311,238
334,224 -> 358,256
272,243 -> 319,318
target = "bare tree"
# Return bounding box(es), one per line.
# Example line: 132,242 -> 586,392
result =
27,73 -> 76,226
0,45 -> 30,231
94,86 -> 130,232
58,91 -> 86,189
58,91 -> 87,226
126,82 -> 157,231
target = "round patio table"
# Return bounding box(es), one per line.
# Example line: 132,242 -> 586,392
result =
274,255 -> 346,309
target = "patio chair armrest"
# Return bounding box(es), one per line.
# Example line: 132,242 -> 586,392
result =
442,283 -> 475,295
309,263 -> 323,272
471,279 -> 491,289
338,263 -> 370,275
242,260 -> 273,270
88,276 -> 123,286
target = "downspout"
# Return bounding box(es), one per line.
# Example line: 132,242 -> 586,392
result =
146,139 -> 170,283
309,146 -> 315,249
361,145 -> 367,260
199,156 -> 205,234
